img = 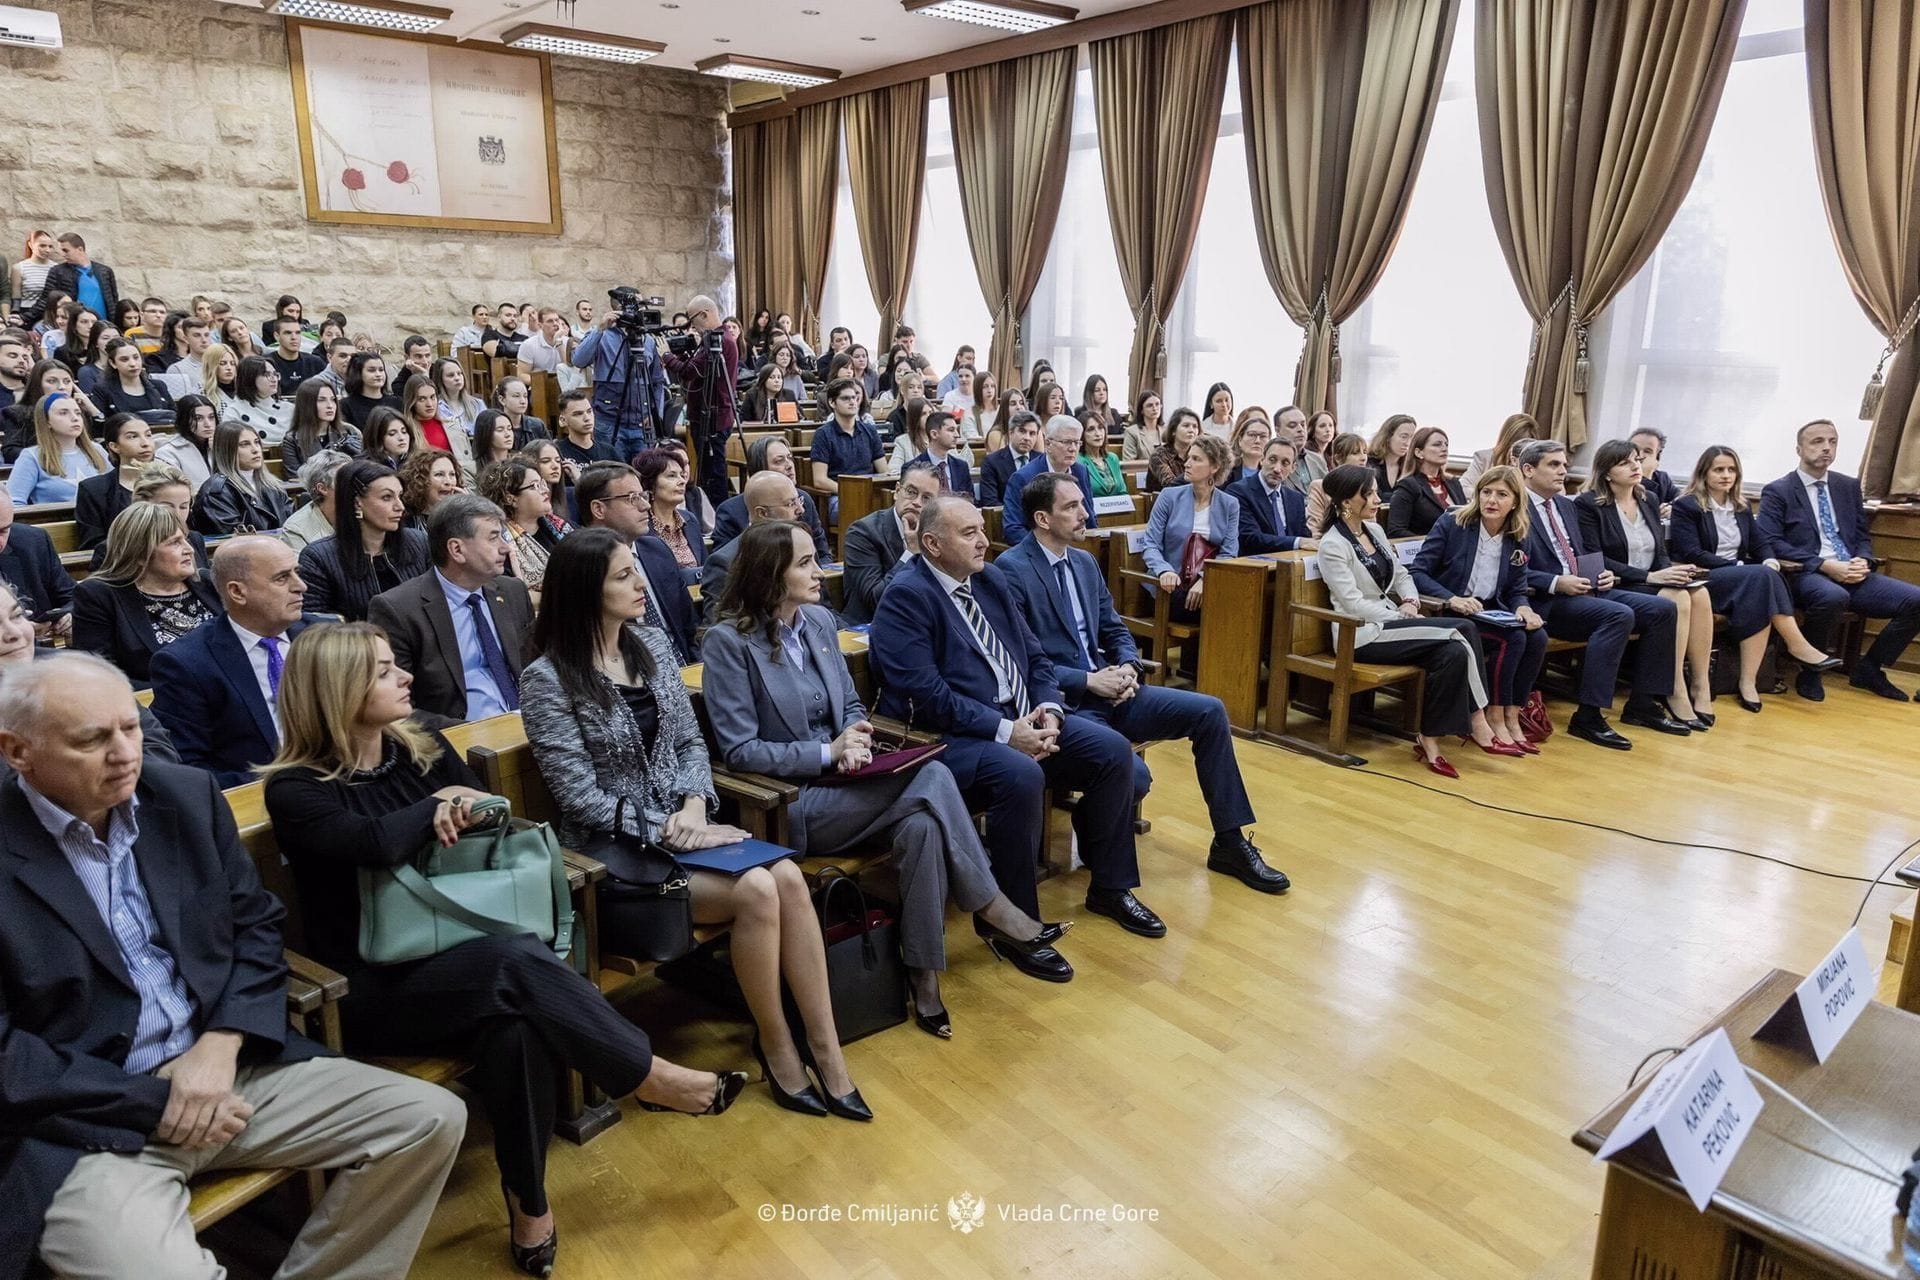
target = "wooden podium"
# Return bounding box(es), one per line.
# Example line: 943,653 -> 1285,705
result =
1573,969 -> 1918,1280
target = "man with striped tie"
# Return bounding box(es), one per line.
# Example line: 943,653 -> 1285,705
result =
870,496 -> 1162,974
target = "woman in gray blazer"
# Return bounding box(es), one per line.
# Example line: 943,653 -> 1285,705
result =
701,521 -> 1057,1042
1314,464 -> 1519,779
1141,434 -> 1241,621
521,527 -> 871,1122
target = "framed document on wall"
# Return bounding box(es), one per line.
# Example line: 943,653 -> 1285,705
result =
286,20 -> 563,234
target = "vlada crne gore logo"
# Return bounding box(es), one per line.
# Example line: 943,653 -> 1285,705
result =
947,1191 -> 987,1233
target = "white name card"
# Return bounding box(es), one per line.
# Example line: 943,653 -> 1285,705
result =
1594,1027 -> 1763,1211
1092,494 -> 1136,518
1125,530 -> 1147,553
1754,930 -> 1870,1063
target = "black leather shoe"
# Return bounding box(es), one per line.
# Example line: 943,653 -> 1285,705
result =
503,1188 -> 558,1278
1206,833 -> 1290,894
1084,888 -> 1168,938
1566,710 -> 1631,750
973,916 -> 1072,946
1620,702 -> 1692,735
912,1004 -> 952,1039
1796,669 -> 1827,701
1850,667 -> 1911,701
1799,655 -> 1844,674
1692,711 -> 1715,729
1737,695 -> 1763,713
982,932 -> 1075,982
819,1085 -> 874,1122
751,1036 -> 828,1117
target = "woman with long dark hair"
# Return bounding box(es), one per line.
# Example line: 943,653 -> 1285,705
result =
1125,389 -> 1163,461
96,336 -> 175,420
340,351 -> 401,430
493,375 -> 549,449
1077,373 -> 1120,429
76,413 -> 156,550
295,457 -> 431,621
1386,426 -> 1465,539
190,421 -> 293,535
1145,406 -> 1202,493
1201,382 -> 1234,441
279,377 -> 362,474
154,393 -> 218,491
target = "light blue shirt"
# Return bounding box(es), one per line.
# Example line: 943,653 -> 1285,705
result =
1039,542 -> 1097,670
9,447 -> 103,505
435,569 -> 511,720
21,784 -> 197,1073
71,263 -> 106,317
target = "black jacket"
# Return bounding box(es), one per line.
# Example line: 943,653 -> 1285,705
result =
296,527 -> 432,622
1386,472 -> 1466,539
189,474 -> 295,536
70,572 -> 225,685
35,260 -> 121,328
1573,491 -> 1673,584
1668,494 -> 1762,568
75,472 -> 132,551
0,522 -> 75,621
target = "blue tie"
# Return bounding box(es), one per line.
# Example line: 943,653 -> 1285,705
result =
1814,481 -> 1852,560
1053,559 -> 1098,670
466,592 -> 521,709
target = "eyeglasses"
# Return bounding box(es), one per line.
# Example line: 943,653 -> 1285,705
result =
515,481 -> 549,495
604,491 -> 644,506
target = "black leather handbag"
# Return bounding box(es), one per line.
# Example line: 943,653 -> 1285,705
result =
576,799 -> 695,964
792,867 -> 907,1043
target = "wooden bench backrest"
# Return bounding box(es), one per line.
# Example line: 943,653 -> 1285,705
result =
42,520 -> 78,554
526,370 -> 560,425
1283,555 -> 1335,659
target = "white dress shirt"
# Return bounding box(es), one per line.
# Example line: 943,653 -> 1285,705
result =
1709,498 -> 1742,560
926,561 -> 1061,744
1467,528 -> 1504,600
1529,494 -> 1574,573
228,616 -> 286,735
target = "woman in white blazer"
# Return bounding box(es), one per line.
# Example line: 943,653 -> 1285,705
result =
1314,464 -> 1523,778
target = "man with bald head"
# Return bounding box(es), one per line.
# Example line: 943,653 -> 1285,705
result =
149,535 -> 322,786
664,291 -> 740,507
0,654 -> 465,1279
701,469 -> 805,625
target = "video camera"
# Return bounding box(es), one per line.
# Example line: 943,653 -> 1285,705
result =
607,285 -> 668,336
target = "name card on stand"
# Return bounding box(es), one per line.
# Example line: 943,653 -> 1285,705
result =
1753,929 -> 1870,1063
1594,1028 -> 1764,1211
1092,494 -> 1136,518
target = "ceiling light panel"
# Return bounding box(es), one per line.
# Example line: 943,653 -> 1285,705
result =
902,0 -> 1078,34
265,0 -> 452,33
695,54 -> 840,90
502,22 -> 666,63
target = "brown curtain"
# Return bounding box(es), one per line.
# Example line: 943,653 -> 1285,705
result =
1476,0 -> 1744,446
949,48 -> 1077,390
731,117 -> 800,324
1092,16 -> 1234,400
793,101 -> 841,352
1239,0 -> 1459,417
844,81 -> 930,351
1807,0 -> 1920,499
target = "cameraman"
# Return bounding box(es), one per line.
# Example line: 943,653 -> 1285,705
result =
663,293 -> 739,507
570,298 -> 668,463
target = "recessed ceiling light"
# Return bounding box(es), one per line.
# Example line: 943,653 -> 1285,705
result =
660,2 -> 678,7
713,36 -> 730,42
502,22 -> 665,62
696,53 -> 841,89
263,0 -> 452,33
801,7 -> 819,13
860,34 -> 876,40
901,0 -> 1077,33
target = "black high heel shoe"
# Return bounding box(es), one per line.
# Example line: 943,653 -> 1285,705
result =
974,916 -> 1072,946
1737,694 -> 1763,713
793,1036 -> 874,1122
912,1002 -> 953,1039
752,1034 -> 828,1117
637,1069 -> 748,1116
502,1188 -> 557,1278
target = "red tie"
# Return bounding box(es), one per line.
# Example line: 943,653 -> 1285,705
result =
1543,499 -> 1577,571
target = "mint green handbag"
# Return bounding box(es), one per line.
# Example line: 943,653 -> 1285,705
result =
357,796 -> 575,966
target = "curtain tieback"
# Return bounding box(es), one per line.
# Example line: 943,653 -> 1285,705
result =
1523,281 -> 1579,396
1134,286 -> 1166,379
1862,296 -> 1920,420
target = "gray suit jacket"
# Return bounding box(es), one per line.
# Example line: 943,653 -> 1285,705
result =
841,508 -> 908,624
367,569 -> 532,722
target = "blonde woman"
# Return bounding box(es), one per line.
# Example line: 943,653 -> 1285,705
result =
199,342 -> 239,418
72,501 -> 221,683
1462,412 -> 1541,489
190,421 -> 292,535
1367,413 -> 1418,493
9,392 -> 107,504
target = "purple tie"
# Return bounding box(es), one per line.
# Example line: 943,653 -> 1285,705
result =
259,636 -> 283,697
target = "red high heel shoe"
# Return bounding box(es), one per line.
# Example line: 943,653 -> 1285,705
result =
1508,735 -> 1540,755
1461,736 -> 1528,758
1413,743 -> 1459,779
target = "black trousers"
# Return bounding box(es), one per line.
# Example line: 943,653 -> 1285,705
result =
339,933 -> 653,1216
1353,616 -> 1487,738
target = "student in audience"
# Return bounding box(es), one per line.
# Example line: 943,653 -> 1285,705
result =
1757,418 -> 1920,700
515,307 -> 572,384
1002,415 -> 1101,545
155,393 -> 217,491
841,461 -> 938,625
402,373 -> 456,460
313,337 -> 355,397
191,422 -> 293,536
1078,414 -> 1128,499
1387,426 -> 1466,539
1075,373 -> 1117,429
494,375 -> 550,449
126,298 -> 163,354
365,405 -> 416,473
86,464 -> 207,574
826,326 -> 853,360
1305,410 -> 1338,468
698,470 -> 802,624
1004,472 -> 1287,891
522,438 -> 568,510
553,387 -> 615,483
744,308 -> 775,367
472,407 -> 520,470
885,371 -> 928,440
399,447 -> 464,525
480,457 -> 565,600
282,448 -> 351,555
155,316 -> 212,397
280,377 -> 362,474
941,366 -> 979,437
398,335 -> 435,384
257,293 -> 303,348
431,356 -> 486,440
1033,380 -> 1070,426
1316,464 -> 1515,775
1145,406 -> 1202,493
296,457 -> 431,621
35,296 -> 74,359
0,653 -> 465,1280
149,536 -> 317,784
481,301 -> 527,362
1517,439 -> 1684,747
1125,390 -> 1164,461
1272,407 -> 1328,493
76,413 -> 155,550
0,487 -> 73,639
72,503 -> 222,685
1230,435 -> 1318,554
871,494 -> 1151,951
339,351 -> 401,431
8,228 -> 57,323
746,365 -> 792,423
934,345 -> 975,398
454,303 -> 492,349
1229,408 -> 1272,485
11,392 -> 107,504
985,386 -> 1028,454
1201,382 -> 1234,441
2,359 -> 102,461
1022,361 -> 1056,412
219,314 -> 261,360
848,342 -> 878,400
1411,466 -> 1548,751
51,306 -> 104,375
905,403 -> 973,493
221,355 -> 290,445
1462,412 -> 1540,489
1141,434 -> 1238,630
96,336 -> 175,420
265,317 -> 323,397
0,329 -> 32,411
41,232 -> 121,329
264,622 -> 745,1274
979,409 -> 1042,507
809,377 -> 886,513
635,446 -> 705,583
574,461 -> 699,664
1630,427 -> 1679,510
973,369 -> 1003,442
1575,439 -> 1712,728
1670,444 -> 1843,711
1368,413 -> 1418,494
197,342 -> 239,417
315,316 -> 347,355
713,434 -> 833,564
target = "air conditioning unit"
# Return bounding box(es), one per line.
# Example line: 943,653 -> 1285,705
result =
0,6 -> 61,50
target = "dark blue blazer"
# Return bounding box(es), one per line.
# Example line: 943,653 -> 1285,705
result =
869,556 -> 1063,737
0,763 -> 324,1277
1756,470 -> 1872,567
1574,491 -> 1672,584
1643,468 -> 1679,508
994,537 -> 1136,703
148,614 -> 325,787
1669,494 -> 1760,568
910,450 -> 973,497
633,532 -> 698,666
1227,474 -> 1311,553
1410,517 -> 1530,612
1000,457 -> 1099,544
1520,493 -> 1594,597
977,448 -> 1034,508
712,490 -> 833,563
0,522 -> 75,622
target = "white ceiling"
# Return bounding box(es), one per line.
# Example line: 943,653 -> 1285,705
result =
223,0 -> 1153,77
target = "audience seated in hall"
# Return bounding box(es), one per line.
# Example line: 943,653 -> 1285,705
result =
635,447 -> 706,584
1141,435 -> 1238,631
155,394 -> 217,491
573,460 -> 698,665
712,434 -> 833,564
190,421 -> 294,537
700,468 -> 805,626
76,413 -> 156,550
1123,389 -> 1163,462
841,460 -> 939,625
72,503 -> 223,686
1386,426 -> 1466,539
1228,435 -> 1317,554
478,454 -> 570,602
1144,406 -> 1201,494
11,391 -> 107,505
1000,415 -> 1100,545
339,350 -> 401,431
810,378 -> 886,517
1227,407 -> 1271,486
977,409 -> 1041,508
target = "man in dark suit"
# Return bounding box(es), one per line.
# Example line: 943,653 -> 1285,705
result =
870,495 -> 1163,961
1001,473 -> 1288,894
1516,440 -> 1683,749
999,415 -> 1101,545
150,536 -> 322,786
1229,436 -> 1318,554
841,461 -> 939,624
1757,420 -> 1920,699
700,470 -> 805,625
576,461 -> 698,665
1629,428 -> 1679,512
369,493 -> 532,722
0,653 -> 464,1278
909,408 -> 974,495
0,489 -> 75,640
977,409 -> 1042,507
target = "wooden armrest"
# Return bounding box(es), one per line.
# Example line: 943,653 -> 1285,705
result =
1290,602 -> 1367,631
562,848 -> 607,884
1776,559 -> 1804,573
286,974 -> 321,1017
1417,594 -> 1448,615
871,715 -> 940,747
713,768 -> 798,808
285,950 -> 347,1005
1135,658 -> 1162,674
1118,568 -> 1167,588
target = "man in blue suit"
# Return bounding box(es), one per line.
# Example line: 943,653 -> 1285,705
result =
977,410 -> 1042,508
909,407 -> 973,496
1000,473 -> 1288,894
870,495 -> 1163,959
0,489 -> 75,639
1516,440 -> 1684,749
999,415 -> 1101,545
1228,437 -> 1317,553
1756,419 -> 1920,701
149,537 -> 325,787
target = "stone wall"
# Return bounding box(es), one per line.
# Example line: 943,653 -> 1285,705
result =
0,0 -> 734,338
